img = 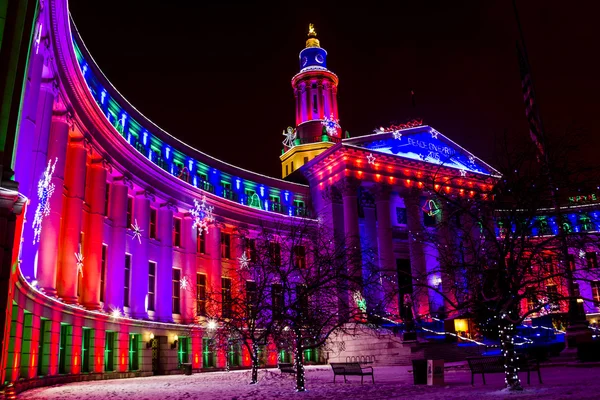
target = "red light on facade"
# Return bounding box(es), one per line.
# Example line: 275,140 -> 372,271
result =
417,181 -> 423,188
328,166 -> 332,173
434,184 -> 440,190
404,169 -> 410,175
405,179 -> 411,186
375,174 -> 381,181
470,190 -> 475,197
343,156 -> 348,161
460,189 -> 464,196
388,176 -> 395,183
445,186 -> 451,193
357,171 -> 363,177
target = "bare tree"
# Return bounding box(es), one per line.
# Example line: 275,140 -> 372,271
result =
397,134 -> 600,390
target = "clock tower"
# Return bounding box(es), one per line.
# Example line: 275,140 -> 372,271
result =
281,24 -> 341,179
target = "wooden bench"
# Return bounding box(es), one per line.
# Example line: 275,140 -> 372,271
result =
329,362 -> 374,384
466,355 -> 542,385
278,362 -> 296,374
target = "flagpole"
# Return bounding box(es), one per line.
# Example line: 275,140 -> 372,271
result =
512,0 -> 589,347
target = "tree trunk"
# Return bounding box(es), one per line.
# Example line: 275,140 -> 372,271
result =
295,340 -> 306,392
500,318 -> 522,390
250,345 -> 259,384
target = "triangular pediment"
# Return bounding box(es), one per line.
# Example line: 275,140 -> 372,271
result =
343,125 -> 500,177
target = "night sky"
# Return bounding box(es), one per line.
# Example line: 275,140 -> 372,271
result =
69,1 -> 599,178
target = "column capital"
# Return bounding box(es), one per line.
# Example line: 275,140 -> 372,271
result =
160,201 -> 178,213
113,175 -> 133,189
321,184 -> 343,204
136,189 -> 155,202
336,176 -> 361,197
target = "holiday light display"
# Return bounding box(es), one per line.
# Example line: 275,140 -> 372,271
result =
282,126 -> 296,148
366,153 -> 376,165
189,195 -> 214,234
180,276 -> 190,291
238,253 -> 250,269
75,251 -> 84,276
321,114 -> 340,136
32,157 -> 57,245
131,219 -> 143,243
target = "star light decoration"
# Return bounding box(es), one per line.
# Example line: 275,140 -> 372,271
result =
392,130 -> 402,140
180,275 -> 190,291
460,169 -> 467,177
282,126 -> 297,148
75,251 -> 84,276
321,113 -> 340,136
32,157 -> 58,244
109,306 -> 122,320
189,195 -> 214,234
430,130 -> 439,139
238,253 -> 251,269
131,219 -> 143,243
366,153 -> 376,165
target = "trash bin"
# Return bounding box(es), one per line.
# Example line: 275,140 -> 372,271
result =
427,359 -> 444,385
182,363 -> 192,375
412,359 -> 427,385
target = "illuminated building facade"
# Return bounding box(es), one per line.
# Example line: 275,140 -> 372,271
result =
1,0 -> 599,391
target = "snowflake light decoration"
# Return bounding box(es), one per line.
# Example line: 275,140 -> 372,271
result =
238,253 -> 251,269
189,195 -> 214,234
353,291 -> 367,313
579,249 -> 586,259
131,219 -> 143,244
321,113 -> 340,136
180,275 -> 190,291
75,251 -> 84,276
32,157 -> 58,244
109,306 -> 122,320
366,153 -> 376,165
282,126 -> 297,148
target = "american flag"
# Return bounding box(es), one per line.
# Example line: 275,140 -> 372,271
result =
517,42 -> 546,159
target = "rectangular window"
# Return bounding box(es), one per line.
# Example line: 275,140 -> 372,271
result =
546,285 -> 559,310
221,232 -> 231,259
173,268 -> 181,314
197,230 -> 206,254
269,242 -> 281,266
196,273 -> 207,316
104,331 -> 115,372
291,161 -> 294,172
82,328 -> 91,373
202,338 -> 215,368
228,340 -> 241,367
592,281 -> 600,306
272,284 -> 283,320
148,261 -> 156,312
270,195 -> 281,212
129,334 -> 139,371
173,218 -> 182,247
38,319 -> 49,376
293,245 -> 306,269
297,284 -> 308,321
246,281 -> 257,318
286,165 -> 289,176
303,156 -> 309,165
586,252 -> 598,269
126,197 -> 133,228
149,208 -> 157,239
222,278 -> 232,318
104,183 -> 110,216
396,207 -> 407,224
178,336 -> 189,364
245,238 -> 256,262
124,254 -> 131,308
525,287 -> 537,311
313,94 -> 318,114
58,324 -> 70,374
100,244 -> 108,302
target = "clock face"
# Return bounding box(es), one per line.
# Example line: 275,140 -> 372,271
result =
302,57 -> 308,67
315,54 -> 324,64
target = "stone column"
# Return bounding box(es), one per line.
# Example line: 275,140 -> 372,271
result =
438,201 -> 458,317
57,139 -> 87,303
13,43 -> 46,195
294,88 -> 300,126
300,83 -> 308,122
404,192 -> 430,318
332,86 -> 339,119
81,160 -> 107,310
207,225 -> 222,316
322,82 -> 331,118
37,113 -> 70,294
374,184 -> 397,315
105,179 -> 128,311
361,189 -> 380,312
155,203 -> 174,322
130,191 -> 151,319
181,215 -> 197,323
340,177 -> 362,279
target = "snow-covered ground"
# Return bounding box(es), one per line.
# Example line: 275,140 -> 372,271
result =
19,364 -> 600,400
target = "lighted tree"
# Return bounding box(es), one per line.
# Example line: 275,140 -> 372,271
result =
401,135 -> 600,390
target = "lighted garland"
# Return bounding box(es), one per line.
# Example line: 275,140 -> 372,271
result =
32,157 -> 58,244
